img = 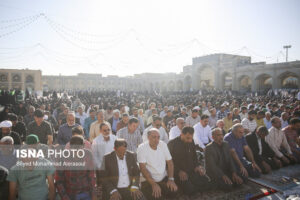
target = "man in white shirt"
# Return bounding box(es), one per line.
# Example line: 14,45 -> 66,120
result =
75,106 -> 88,127
142,115 -> 169,144
193,114 -> 213,151
280,112 -> 289,129
92,122 -> 117,185
103,139 -> 145,200
265,117 -> 297,166
186,109 -> 200,127
241,110 -> 257,134
239,107 -> 248,121
169,118 -> 185,140
137,128 -> 178,200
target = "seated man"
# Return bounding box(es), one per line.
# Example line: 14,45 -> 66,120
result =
282,118 -> 300,162
224,124 -> 261,179
137,128 -> 178,200
241,110 -> 257,134
169,118 -> 185,140
55,136 -> 97,200
142,115 -> 169,144
193,114 -> 213,151
265,117 -> 297,166
168,126 -> 211,196
246,126 -> 281,174
205,128 -> 243,191
103,139 -> 145,200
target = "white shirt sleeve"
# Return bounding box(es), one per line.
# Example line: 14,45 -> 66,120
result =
137,145 -> 146,163
142,129 -> 148,142
193,126 -> 205,149
160,127 -> 169,143
92,139 -> 101,169
208,127 -> 213,142
162,142 -> 172,161
169,127 -> 176,140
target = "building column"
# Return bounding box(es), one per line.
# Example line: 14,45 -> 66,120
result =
214,70 -> 220,90
272,70 -> 279,89
232,73 -> 238,91
251,74 -> 257,92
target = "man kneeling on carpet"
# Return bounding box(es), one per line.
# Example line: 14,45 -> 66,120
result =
205,128 -> 244,190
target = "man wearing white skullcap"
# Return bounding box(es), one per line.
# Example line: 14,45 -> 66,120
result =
0,120 -> 21,145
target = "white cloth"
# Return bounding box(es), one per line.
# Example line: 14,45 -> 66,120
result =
297,91 -> 300,100
142,125 -> 169,144
0,120 -> 12,128
169,126 -> 181,140
116,155 -> 130,188
137,141 -> 172,182
193,122 -> 213,149
257,135 -> 262,155
92,134 -> 116,169
265,127 -> 292,158
239,113 -> 248,121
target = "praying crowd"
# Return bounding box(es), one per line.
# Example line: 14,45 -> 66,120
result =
0,89 -> 300,200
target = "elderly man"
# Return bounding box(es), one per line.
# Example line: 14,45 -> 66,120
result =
83,109 -> 97,139
186,109 -> 200,127
264,112 -> 272,129
89,109 -> 107,142
169,118 -> 185,140
108,110 -> 121,135
246,126 -> 281,174
205,128 -> 243,191
280,112 -> 289,129
142,115 -> 169,144
117,117 -> 143,153
137,128 -> 178,200
216,119 -> 226,136
103,139 -> 145,200
266,117 -> 297,166
241,110 -> 257,134
0,120 -> 21,145
193,114 -> 213,151
27,109 -> 53,145
0,136 -> 17,170
283,118 -> 300,162
92,122 -> 117,188
57,111 -> 80,145
75,106 -> 88,127
224,124 -> 261,179
168,126 -> 211,195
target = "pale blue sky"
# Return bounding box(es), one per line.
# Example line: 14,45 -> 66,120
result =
0,0 -> 299,76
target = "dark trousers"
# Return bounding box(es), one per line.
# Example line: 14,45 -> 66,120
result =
209,167 -> 242,191
103,187 -> 146,200
237,158 -> 260,179
279,148 -> 297,166
141,177 -> 178,200
176,172 -> 212,195
256,156 -> 280,174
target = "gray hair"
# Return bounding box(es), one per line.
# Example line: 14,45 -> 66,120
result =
232,123 -> 243,133
216,119 -> 224,125
265,112 -> 271,116
0,136 -> 14,144
67,111 -> 75,117
97,109 -> 105,115
212,128 -> 222,136
147,128 -> 160,136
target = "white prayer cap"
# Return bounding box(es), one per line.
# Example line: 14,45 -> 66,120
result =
0,120 -> 12,128
113,109 -> 120,114
193,106 -> 200,110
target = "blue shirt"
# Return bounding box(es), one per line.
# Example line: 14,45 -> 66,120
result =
224,132 -> 247,160
0,150 -> 17,170
112,118 -> 120,133
57,123 -> 80,145
83,117 -> 97,139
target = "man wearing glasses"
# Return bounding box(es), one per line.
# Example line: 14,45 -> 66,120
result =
142,115 -> 169,144
92,122 -> 117,188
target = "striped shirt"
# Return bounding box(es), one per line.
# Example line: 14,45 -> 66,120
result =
117,127 -> 143,153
